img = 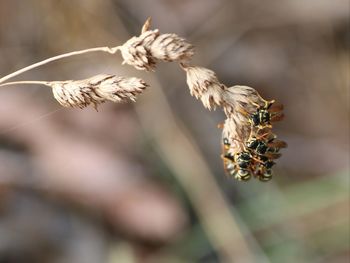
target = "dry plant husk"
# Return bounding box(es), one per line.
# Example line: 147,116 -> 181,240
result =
119,19 -> 194,71
183,66 -> 225,110
50,74 -> 148,109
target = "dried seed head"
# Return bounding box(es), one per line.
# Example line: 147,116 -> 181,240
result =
119,19 -> 194,71
221,85 -> 277,144
50,74 -> 148,109
184,66 -> 225,110
222,85 -> 267,117
222,117 -> 245,155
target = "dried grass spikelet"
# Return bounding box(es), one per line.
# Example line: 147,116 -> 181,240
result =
222,85 -> 267,117
119,18 -> 194,71
183,65 -> 225,110
220,85 -> 270,144
222,117 -> 245,154
50,74 -> 148,109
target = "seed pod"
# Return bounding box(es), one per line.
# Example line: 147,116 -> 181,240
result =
50,74 -> 148,109
119,19 -> 194,71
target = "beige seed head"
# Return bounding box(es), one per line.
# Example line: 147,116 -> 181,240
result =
183,66 -> 225,110
222,115 -> 251,154
50,74 -> 148,109
222,85 -> 267,117
220,85 -> 272,145
222,117 -> 245,155
119,19 -> 194,71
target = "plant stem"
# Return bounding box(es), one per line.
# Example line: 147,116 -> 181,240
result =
0,46 -> 120,84
0,81 -> 51,87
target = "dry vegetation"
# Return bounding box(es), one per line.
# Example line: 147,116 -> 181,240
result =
0,1 -> 348,263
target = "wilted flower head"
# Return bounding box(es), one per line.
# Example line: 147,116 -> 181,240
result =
119,18 -> 194,71
50,74 -> 148,109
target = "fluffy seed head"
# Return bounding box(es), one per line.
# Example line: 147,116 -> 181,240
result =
50,74 -> 148,109
222,117 -> 245,155
184,66 -> 224,110
220,85 -> 269,144
222,85 -> 267,118
119,20 -> 194,71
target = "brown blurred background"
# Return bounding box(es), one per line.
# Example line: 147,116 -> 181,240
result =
0,1 -> 349,263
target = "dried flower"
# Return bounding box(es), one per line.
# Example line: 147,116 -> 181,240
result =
119,19 -> 194,71
183,66 -> 225,110
50,74 -> 148,109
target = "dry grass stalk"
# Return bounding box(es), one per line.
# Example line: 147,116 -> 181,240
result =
0,47 -> 120,85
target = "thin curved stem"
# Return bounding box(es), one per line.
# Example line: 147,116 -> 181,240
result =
0,81 -> 51,88
0,46 -> 120,84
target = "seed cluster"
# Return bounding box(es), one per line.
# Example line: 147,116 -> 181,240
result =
50,74 -> 147,109
119,19 -> 194,71
183,66 -> 225,110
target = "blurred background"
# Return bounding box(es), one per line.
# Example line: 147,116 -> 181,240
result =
0,0 -> 349,262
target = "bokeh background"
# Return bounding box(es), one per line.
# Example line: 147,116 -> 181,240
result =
0,1 -> 349,262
